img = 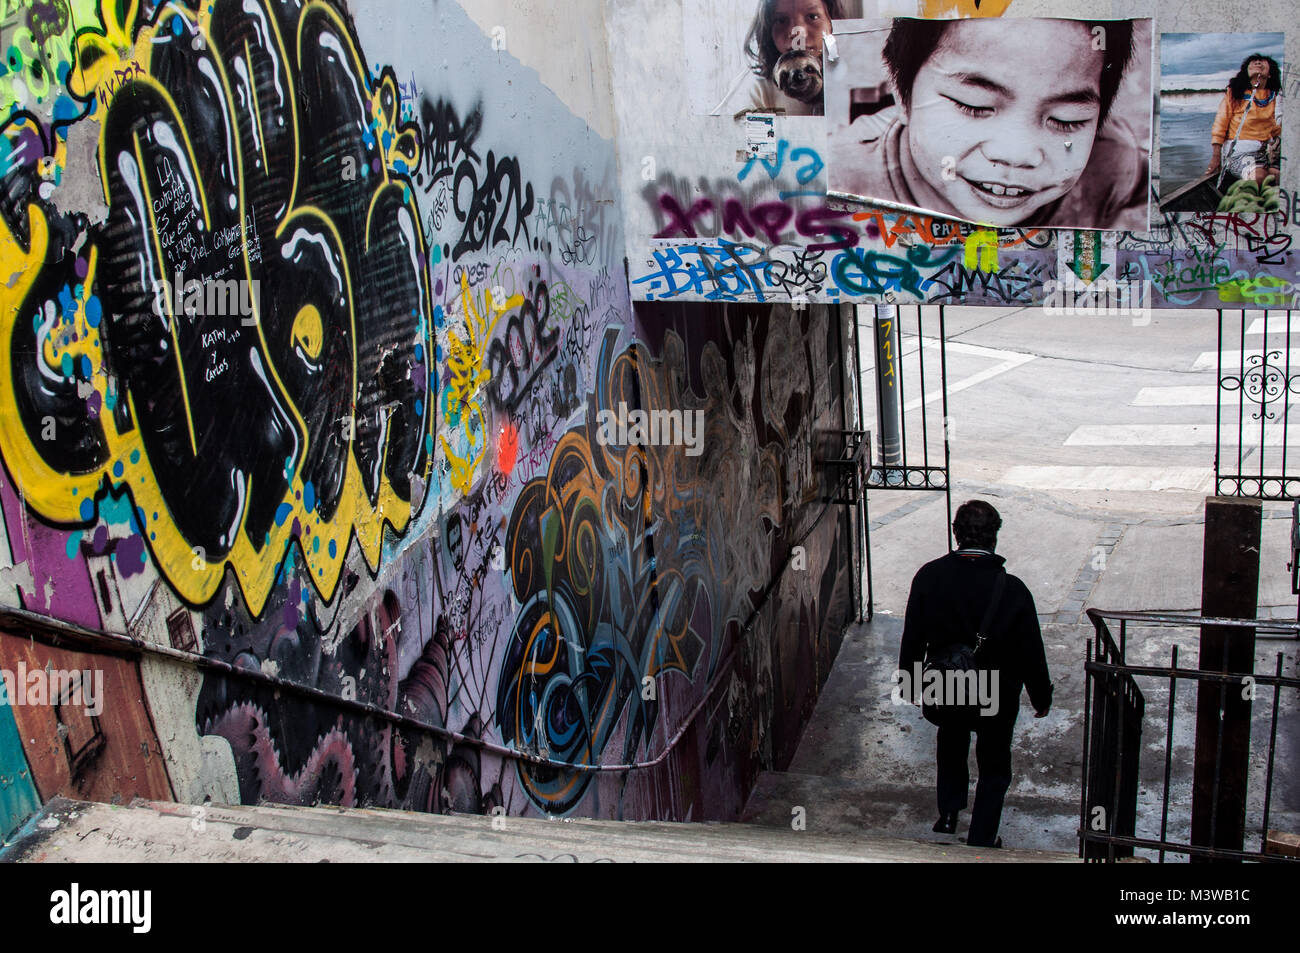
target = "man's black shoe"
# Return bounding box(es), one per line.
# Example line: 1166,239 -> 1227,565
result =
932,812 -> 958,834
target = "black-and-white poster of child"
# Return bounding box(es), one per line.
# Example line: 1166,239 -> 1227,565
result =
824,17 -> 1154,229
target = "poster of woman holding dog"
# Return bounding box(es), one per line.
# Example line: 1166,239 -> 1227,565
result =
693,0 -> 871,117
733,0 -> 843,116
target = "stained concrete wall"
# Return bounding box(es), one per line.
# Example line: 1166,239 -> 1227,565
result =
455,0 -> 618,140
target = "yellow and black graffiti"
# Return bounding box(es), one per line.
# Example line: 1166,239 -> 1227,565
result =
0,0 -> 433,615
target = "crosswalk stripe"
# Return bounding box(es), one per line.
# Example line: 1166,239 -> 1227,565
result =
1131,386 -> 1219,406
1133,385 -> 1299,406
859,336 -> 1036,410
1244,317 -> 1300,336
1064,424 -> 1290,446
904,354 -> 1035,412
1001,465 -> 1213,491
1192,349 -> 1300,371
925,338 -> 1034,362
863,335 -> 1033,367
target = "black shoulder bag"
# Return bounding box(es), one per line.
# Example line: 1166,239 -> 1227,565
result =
921,570 -> 1006,727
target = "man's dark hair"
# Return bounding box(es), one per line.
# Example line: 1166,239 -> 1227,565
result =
745,0 -> 847,79
953,500 -> 1001,551
1228,54 -> 1282,99
881,17 -> 1136,126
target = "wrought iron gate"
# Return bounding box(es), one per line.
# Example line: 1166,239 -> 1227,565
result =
850,304 -> 952,620
1216,309 -> 1300,499
1081,609 -> 1300,862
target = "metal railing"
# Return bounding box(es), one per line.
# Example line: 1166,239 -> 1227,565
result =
865,304 -> 952,496
1216,309 -> 1300,500
856,304 -> 952,620
1081,609 -> 1300,862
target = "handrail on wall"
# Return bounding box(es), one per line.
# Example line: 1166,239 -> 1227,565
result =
0,475 -> 840,778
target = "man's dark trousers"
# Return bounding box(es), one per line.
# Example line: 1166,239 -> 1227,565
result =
936,714 -> 1016,846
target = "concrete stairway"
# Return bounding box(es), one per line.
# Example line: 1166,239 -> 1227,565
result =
741,615 -> 1087,855
4,796 -> 1075,863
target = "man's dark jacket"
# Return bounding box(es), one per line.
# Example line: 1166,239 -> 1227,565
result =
900,550 -> 1053,722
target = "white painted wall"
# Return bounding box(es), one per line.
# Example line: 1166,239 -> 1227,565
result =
456,0 -> 618,140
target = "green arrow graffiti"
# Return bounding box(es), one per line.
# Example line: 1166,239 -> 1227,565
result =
1070,230 -> 1110,283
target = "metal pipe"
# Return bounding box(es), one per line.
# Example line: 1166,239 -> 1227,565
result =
873,304 -> 902,481
852,304 -> 872,622
1285,311 -> 1294,497
1260,652 -> 1283,849
897,307 -> 910,473
1085,831 -> 1296,863
1111,649 -> 1126,863
918,307 -> 930,476
1261,311 -> 1270,490
1079,635 -> 1094,860
1087,607 -> 1300,633
1085,658 -> 1300,689
1216,309 -> 1224,493
1238,312 -> 1246,484
939,306 -> 953,551
1159,644 -> 1178,864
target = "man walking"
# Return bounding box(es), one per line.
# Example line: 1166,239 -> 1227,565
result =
899,500 -> 1053,848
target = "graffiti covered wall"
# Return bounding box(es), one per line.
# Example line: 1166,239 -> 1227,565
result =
0,0 -> 856,829
611,0 -> 1300,309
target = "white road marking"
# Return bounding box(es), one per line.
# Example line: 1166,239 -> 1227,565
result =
1001,465 -> 1213,492
1131,386 -> 1218,406
1064,424 -> 1289,446
859,336 -> 1037,411
906,352 -> 1036,412
1244,317 -> 1300,336
862,336 -> 1035,370
1133,385 -> 1298,407
928,338 -> 1035,362
1192,349 -> 1300,371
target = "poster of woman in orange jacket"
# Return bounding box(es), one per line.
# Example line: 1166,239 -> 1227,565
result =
1206,53 -> 1282,187
1158,35 -> 1283,213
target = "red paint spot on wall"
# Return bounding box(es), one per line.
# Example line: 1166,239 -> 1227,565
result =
497,423 -> 519,476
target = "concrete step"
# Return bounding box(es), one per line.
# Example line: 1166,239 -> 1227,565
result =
742,770 -> 1083,853
740,609 -> 1298,858
752,616 -> 1087,851
3,797 -> 1078,863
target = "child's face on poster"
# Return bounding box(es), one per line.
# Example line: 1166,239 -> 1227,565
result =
771,0 -> 832,58
898,20 -> 1106,225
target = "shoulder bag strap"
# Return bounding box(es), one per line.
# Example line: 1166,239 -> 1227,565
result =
973,570 -> 1007,656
